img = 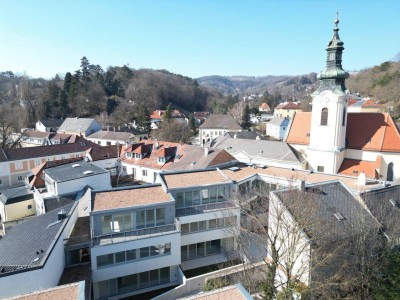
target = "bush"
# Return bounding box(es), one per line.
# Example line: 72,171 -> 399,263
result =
202,277 -> 230,292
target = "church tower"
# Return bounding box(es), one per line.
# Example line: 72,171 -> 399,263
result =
307,13 -> 349,174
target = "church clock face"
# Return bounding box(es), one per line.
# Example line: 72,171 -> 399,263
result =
320,90 -> 331,103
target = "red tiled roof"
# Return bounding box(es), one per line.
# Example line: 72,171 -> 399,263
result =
259,102 -> 271,110
286,112 -> 311,145
361,99 -> 377,107
338,158 -> 379,179
287,112 -> 400,152
348,98 -> 358,106
86,145 -> 120,161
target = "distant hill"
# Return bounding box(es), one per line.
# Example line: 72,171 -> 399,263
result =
197,73 -> 318,100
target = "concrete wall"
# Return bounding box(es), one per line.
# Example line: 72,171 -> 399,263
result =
4,199 -> 36,221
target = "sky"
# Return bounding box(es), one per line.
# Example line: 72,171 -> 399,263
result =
0,0 -> 399,79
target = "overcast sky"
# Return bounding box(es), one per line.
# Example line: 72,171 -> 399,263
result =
1,0 -> 399,79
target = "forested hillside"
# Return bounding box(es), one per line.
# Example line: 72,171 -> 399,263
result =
346,61 -> 400,111
0,57 -> 225,128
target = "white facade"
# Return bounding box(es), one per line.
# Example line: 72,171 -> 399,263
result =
200,128 -> 241,146
307,90 -> 348,174
266,121 -> 289,140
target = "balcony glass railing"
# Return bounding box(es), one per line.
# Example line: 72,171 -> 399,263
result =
92,222 -> 179,246
176,200 -> 237,217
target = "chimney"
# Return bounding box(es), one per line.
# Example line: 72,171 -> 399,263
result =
357,172 -> 367,186
299,180 -> 306,192
234,133 -> 237,139
204,147 -> 209,156
118,126 -> 120,131
58,209 -> 67,221
256,135 -> 260,140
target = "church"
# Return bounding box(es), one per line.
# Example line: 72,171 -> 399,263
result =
286,16 -> 400,182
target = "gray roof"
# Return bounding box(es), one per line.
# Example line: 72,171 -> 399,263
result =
211,135 -> 303,164
58,118 -> 99,133
45,161 -> 109,183
225,131 -> 266,140
44,195 -> 77,213
274,181 -> 381,243
87,130 -> 132,141
360,185 -> 400,240
200,114 -> 242,130
39,119 -> 64,128
268,117 -> 290,127
0,186 -> 33,205
0,203 -> 75,276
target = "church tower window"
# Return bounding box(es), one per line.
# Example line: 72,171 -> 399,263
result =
320,108 -> 328,126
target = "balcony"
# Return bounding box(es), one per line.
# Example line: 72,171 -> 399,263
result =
176,200 -> 238,217
92,222 -> 180,247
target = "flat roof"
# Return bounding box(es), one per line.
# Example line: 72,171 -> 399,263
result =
9,281 -> 84,300
221,165 -> 383,192
45,161 -> 108,182
161,170 -> 231,189
92,185 -> 171,212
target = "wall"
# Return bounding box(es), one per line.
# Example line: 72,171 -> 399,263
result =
4,199 -> 36,221
55,172 -> 111,196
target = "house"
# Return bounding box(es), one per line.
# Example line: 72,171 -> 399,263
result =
120,140 -> 238,183
347,98 -> 384,113
199,114 -> 243,146
42,161 -> 112,197
285,18 -> 400,181
269,181 -> 381,289
0,185 -> 34,224
35,119 -> 64,132
266,117 -> 290,140
211,135 -> 305,170
85,144 -> 120,175
259,102 -> 271,113
21,131 -> 74,147
58,118 -> 101,137
0,137 -> 97,188
193,111 -> 210,125
273,102 -> 302,118
150,109 -> 188,129
0,201 -> 79,299
86,130 -> 135,146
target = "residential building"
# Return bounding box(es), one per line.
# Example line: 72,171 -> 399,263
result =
193,112 -> 210,125
85,145 -> 120,175
347,98 -> 384,113
211,135 -> 305,170
87,131 -> 136,146
0,137 -> 97,188
120,140 -> 238,183
269,181 -> 381,288
286,18 -> 400,181
21,131 -> 74,147
0,201 -> 78,299
0,185 -> 34,224
273,102 -> 302,118
35,119 -> 64,132
224,131 -> 266,140
150,109 -> 188,130
266,117 -> 290,140
58,118 -> 101,137
199,114 -> 242,146
259,102 -> 271,113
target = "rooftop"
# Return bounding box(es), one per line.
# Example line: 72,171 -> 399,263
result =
199,114 -> 242,130
0,203 -> 75,276
224,131 -> 266,140
92,185 -> 171,212
44,161 -> 109,183
178,284 -> 252,300
38,119 -> 65,128
58,117 -> 98,133
161,169 -> 231,189
0,185 -> 33,205
268,117 -> 290,127
275,102 -> 300,110
86,144 -> 120,161
86,130 -> 132,141
9,281 -> 85,300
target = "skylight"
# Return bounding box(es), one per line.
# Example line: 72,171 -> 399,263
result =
228,167 -> 240,172
333,212 -> 344,221
72,164 -> 81,168
83,170 -> 95,175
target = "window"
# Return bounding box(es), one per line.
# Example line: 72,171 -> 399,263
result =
283,127 -> 286,130
320,108 -> 328,126
106,142 -> 111,146
17,175 -> 23,181
156,208 -> 166,226
342,108 -> 346,126
317,166 -> 324,172
126,152 -> 132,159
28,205 -> 32,210
15,162 -> 23,170
142,169 -> 148,177
97,254 -> 114,267
146,209 -> 155,227
157,157 -> 165,163
0,179 -> 2,185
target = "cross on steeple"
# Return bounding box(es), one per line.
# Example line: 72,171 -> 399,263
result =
335,11 -> 339,28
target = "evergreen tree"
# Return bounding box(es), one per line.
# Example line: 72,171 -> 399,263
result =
136,104 -> 151,133
188,113 -> 197,133
81,56 -> 90,82
242,103 -> 251,129
63,72 -> 72,95
163,103 -> 172,122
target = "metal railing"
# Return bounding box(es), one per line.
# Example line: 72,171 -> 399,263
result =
92,223 -> 179,246
176,200 -> 238,217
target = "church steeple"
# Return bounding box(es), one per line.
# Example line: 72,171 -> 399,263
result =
316,12 -> 349,94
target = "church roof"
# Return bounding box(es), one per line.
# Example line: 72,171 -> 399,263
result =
286,112 -> 400,152
338,158 -> 379,179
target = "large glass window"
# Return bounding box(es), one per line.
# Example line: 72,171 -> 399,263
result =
193,191 -> 200,205
189,244 -> 197,260
115,251 -> 125,263
199,220 -> 206,231
136,211 -> 145,229
160,267 -> 170,283
176,193 -> 184,208
101,215 -> 112,234
140,247 -> 150,258
181,246 -> 188,260
124,214 -> 133,231
140,272 -> 150,288
97,254 -> 114,267
156,208 -> 165,226
126,249 -> 136,261
197,242 -> 205,257
181,223 -> 189,234
190,222 -> 199,232
185,191 -> 193,207
118,274 -> 138,293
202,189 -> 209,204
146,210 -> 154,227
